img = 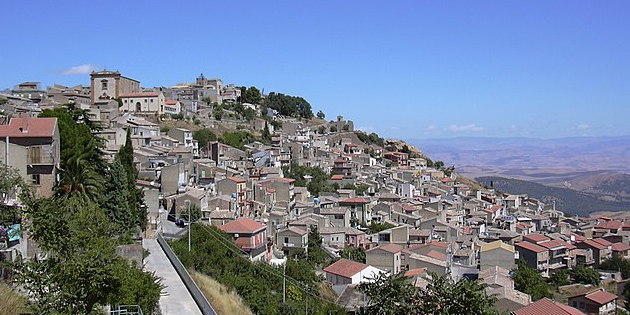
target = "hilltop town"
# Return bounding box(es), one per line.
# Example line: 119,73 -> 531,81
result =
1,71 -> 629,315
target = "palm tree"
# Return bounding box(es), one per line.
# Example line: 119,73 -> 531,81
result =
55,150 -> 103,204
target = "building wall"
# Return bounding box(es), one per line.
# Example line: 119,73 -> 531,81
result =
120,93 -> 165,114
480,248 -> 516,271
90,72 -> 141,103
366,249 -> 400,274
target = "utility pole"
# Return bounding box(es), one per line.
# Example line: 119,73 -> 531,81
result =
282,261 -> 286,304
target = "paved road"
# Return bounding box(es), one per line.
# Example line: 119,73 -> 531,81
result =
143,238 -> 203,315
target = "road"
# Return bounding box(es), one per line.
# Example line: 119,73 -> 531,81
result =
143,238 -> 203,315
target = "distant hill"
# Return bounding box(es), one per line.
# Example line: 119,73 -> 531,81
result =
409,136 -> 630,175
476,176 -> 630,217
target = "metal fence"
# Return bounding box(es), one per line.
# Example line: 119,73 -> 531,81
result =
110,305 -> 144,315
156,234 -> 217,315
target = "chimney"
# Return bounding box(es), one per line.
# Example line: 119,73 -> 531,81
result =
20,113 -> 29,133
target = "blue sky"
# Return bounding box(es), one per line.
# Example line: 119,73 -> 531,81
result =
1,1 -> 629,139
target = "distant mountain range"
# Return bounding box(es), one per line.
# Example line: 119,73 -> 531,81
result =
476,176 -> 630,217
409,136 -> 630,215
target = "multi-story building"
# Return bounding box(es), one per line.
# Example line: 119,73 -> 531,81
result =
119,92 -> 166,115
0,115 -> 60,198
90,70 -> 141,104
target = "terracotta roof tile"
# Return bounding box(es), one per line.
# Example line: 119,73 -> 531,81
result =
612,242 -> 630,252
323,259 -> 368,278
585,290 -> 617,305
523,233 -> 550,244
513,298 -> 583,315
0,117 -> 57,138
226,177 -> 246,183
369,243 -> 403,254
515,241 -> 548,253
219,217 -> 265,234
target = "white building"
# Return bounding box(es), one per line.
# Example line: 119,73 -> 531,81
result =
119,92 -> 166,115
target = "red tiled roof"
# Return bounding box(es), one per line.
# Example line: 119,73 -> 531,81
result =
523,233 -> 550,244
538,240 -> 568,250
584,290 -> 617,305
330,174 -> 344,180
569,233 -> 586,242
219,217 -> 265,234
226,177 -> 246,183
581,239 -> 607,250
595,220 -> 623,230
119,92 -> 160,98
593,238 -> 612,247
486,205 -> 502,213
405,268 -> 427,277
612,242 -> 630,252
441,177 -> 454,183
0,117 -> 57,138
165,99 -> 178,105
513,298 -> 584,315
425,250 -> 447,261
323,259 -> 369,278
515,241 -> 548,253
339,198 -> 370,205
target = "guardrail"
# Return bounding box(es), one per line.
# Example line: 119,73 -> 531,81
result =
156,234 -> 217,315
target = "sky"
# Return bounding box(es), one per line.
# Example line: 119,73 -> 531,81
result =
1,1 -> 629,140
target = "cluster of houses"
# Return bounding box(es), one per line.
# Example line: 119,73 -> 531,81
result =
1,71 -> 629,315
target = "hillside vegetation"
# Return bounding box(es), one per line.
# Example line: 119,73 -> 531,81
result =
190,270 -> 253,315
171,224 -> 345,315
477,176 -> 630,216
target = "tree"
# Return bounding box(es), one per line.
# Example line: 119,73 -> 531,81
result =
180,203 -> 201,223
316,110 -> 325,119
513,259 -> 552,301
193,128 -> 217,148
340,247 -> 366,263
549,269 -> 571,287
15,198 -> 121,314
264,92 -> 313,119
572,265 -> 600,286
306,226 -> 328,265
118,129 -> 145,229
241,86 -> 262,104
55,149 -> 104,204
358,272 -> 497,315
600,256 -> 630,279
261,122 -> 271,143
100,157 -> 134,234
434,160 -> 445,170
419,272 -> 497,315
358,272 -> 421,315
15,197 -> 162,314
330,126 -> 337,133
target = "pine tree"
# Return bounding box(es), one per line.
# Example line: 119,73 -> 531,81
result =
101,157 -> 133,233
117,129 -> 146,229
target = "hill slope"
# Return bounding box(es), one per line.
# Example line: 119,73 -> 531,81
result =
476,176 -> 630,217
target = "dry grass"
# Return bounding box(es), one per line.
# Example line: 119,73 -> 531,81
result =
0,282 -> 28,315
189,270 -> 253,315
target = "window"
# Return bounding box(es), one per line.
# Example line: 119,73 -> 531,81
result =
31,174 -> 40,185
284,237 -> 289,244
29,147 -> 41,164
101,80 -> 108,90
572,301 -> 577,308
579,302 -> 585,309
